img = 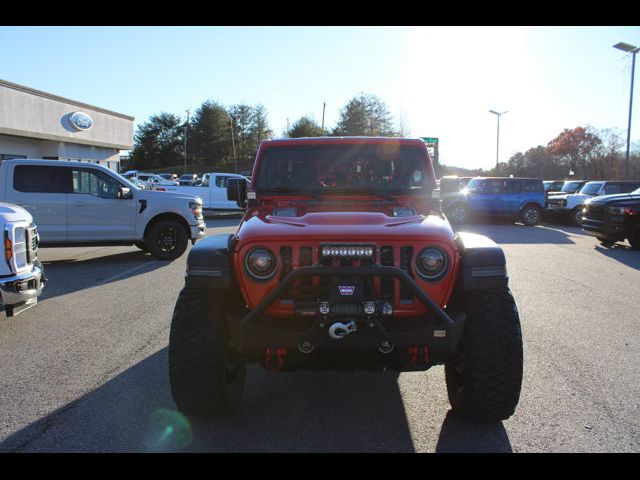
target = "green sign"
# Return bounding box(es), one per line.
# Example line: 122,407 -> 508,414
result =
420,137 -> 439,165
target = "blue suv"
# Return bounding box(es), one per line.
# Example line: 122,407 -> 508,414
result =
443,177 -> 546,226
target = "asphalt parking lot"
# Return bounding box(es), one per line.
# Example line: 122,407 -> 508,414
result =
0,216 -> 639,452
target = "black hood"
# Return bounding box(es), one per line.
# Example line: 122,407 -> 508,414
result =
590,193 -> 640,205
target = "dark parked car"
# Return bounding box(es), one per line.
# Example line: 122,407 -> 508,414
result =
178,173 -> 199,186
439,175 -> 473,193
581,187 -> 640,249
443,177 -> 546,226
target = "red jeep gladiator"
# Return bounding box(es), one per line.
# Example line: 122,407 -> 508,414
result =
169,137 -> 523,421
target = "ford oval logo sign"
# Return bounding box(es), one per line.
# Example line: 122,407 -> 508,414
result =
69,111 -> 93,131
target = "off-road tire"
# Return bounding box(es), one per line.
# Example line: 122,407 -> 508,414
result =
629,225 -> 640,250
169,286 -> 246,417
146,219 -> 189,261
520,204 -> 542,226
445,288 -> 523,421
448,204 -> 469,225
134,241 -> 148,252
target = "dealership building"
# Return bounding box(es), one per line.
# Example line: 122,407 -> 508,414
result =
0,79 -> 134,172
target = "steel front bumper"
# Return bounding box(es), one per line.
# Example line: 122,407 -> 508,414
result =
581,217 -> 628,241
0,264 -> 46,317
227,266 -> 466,368
190,221 -> 206,242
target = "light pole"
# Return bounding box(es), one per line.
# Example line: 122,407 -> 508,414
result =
184,109 -> 190,174
613,42 -> 639,180
489,110 -> 508,169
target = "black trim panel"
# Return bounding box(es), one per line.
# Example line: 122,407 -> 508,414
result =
185,233 -> 235,289
455,232 -> 508,290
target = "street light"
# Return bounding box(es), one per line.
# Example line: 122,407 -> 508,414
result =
613,42 -> 639,180
489,109 -> 508,168
184,109 -> 190,175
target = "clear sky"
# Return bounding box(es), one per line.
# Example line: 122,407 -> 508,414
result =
1,26 -> 639,170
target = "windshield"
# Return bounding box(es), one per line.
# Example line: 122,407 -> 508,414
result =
561,181 -> 583,193
579,182 -> 603,195
254,144 -> 433,195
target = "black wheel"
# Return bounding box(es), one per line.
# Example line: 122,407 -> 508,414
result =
146,219 -> 189,260
448,204 -> 469,225
520,204 -> 542,226
445,288 -> 523,421
169,286 -> 246,417
571,206 -> 584,226
629,225 -> 640,250
134,241 -> 148,252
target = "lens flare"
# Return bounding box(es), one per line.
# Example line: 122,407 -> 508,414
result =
144,408 -> 193,452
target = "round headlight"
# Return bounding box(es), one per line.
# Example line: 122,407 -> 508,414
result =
416,247 -> 448,281
244,247 -> 277,281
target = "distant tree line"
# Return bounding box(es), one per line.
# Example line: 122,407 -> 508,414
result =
478,126 -> 640,180
129,96 -> 639,180
128,93 -> 402,172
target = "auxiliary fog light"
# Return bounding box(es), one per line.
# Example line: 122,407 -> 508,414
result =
363,301 -> 376,316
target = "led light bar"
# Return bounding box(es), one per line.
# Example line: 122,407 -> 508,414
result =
320,244 -> 375,258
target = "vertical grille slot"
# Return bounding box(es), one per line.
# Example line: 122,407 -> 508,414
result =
300,246 -> 312,287
380,246 -> 394,300
280,246 -> 293,278
280,246 -> 293,302
399,246 -> 414,301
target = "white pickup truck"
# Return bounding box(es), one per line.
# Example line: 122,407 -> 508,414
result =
157,172 -> 249,211
0,159 -> 206,260
0,202 -> 45,317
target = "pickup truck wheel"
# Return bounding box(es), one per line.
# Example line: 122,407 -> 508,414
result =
169,286 -> 246,417
146,219 -> 188,260
445,288 -> 523,421
629,225 -> 640,250
571,206 -> 584,226
448,204 -> 468,225
520,204 -> 542,226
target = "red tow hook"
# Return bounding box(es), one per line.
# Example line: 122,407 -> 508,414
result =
265,347 -> 287,371
408,346 -> 429,366
408,346 -> 418,364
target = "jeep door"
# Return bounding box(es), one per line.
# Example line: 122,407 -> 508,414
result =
67,166 -> 137,241
6,164 -> 69,242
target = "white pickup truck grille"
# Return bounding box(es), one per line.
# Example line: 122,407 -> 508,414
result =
26,225 -> 38,265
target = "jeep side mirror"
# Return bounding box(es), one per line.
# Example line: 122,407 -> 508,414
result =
227,178 -> 247,203
117,187 -> 132,199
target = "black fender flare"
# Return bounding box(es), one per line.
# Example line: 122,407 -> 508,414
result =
454,231 -> 508,291
185,233 -> 237,290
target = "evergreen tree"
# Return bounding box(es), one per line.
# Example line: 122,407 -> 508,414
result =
332,93 -> 398,137
130,112 -> 184,169
190,100 -> 233,168
287,116 -> 326,138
